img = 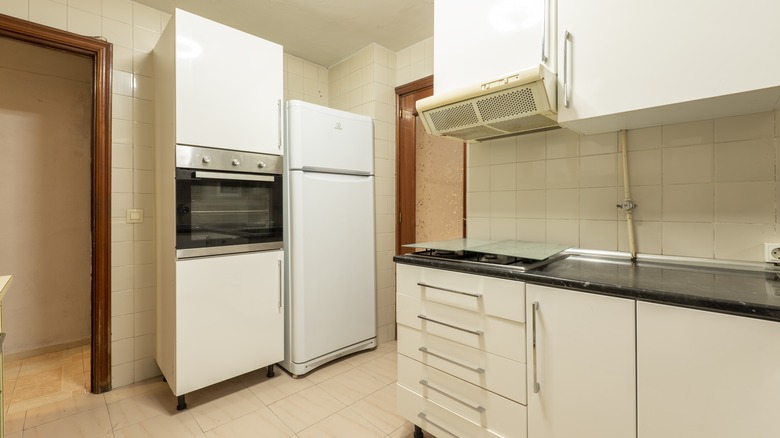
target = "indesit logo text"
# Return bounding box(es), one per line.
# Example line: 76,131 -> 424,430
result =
335,122 -> 343,130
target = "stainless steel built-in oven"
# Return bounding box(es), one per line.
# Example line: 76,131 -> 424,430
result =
175,145 -> 283,259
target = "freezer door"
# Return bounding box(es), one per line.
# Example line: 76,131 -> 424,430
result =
286,100 -> 374,174
289,171 -> 376,363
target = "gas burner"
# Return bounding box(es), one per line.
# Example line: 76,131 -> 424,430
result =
433,249 -> 457,256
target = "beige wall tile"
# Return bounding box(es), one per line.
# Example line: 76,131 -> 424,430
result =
622,148 -> 662,186
714,112 -> 774,142
516,219 -> 546,241
67,8 -> 102,36
490,218 -> 516,239
715,182 -> 775,223
663,119 -> 713,147
663,144 -> 713,184
663,183 -> 713,222
30,0 -> 67,30
468,144 -> 490,167
546,157 -> 579,189
0,0 -> 29,19
489,136 -> 517,164
714,138 -> 774,182
619,221 -> 662,254
516,190 -> 546,219
467,166 -> 490,192
517,160 -> 546,190
619,185 -> 661,222
490,191 -> 516,218
627,126 -> 662,151
547,189 -> 579,219
580,132 -> 617,156
467,217 -> 490,239
466,192 -> 490,217
546,219 -> 579,246
516,132 -> 546,161
662,222 -> 714,258
580,187 -> 617,220
580,153 -> 617,188
715,223 -> 775,261
580,220 -> 618,251
490,163 -> 516,191
546,129 -> 579,158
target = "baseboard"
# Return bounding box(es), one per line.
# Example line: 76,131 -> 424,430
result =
5,337 -> 90,362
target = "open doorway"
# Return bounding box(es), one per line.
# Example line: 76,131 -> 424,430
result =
395,76 -> 466,255
0,14 -> 112,393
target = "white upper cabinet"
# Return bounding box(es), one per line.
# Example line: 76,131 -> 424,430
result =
434,0 -> 555,94
557,0 -> 780,134
173,9 -> 283,155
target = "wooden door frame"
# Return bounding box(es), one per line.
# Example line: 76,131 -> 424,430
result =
0,13 -> 112,393
395,76 -> 466,255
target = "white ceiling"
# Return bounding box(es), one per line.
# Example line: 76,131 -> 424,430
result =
133,0 -> 434,68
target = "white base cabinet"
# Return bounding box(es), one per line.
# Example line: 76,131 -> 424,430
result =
396,264 -> 527,438
526,284 -> 636,438
637,302 -> 780,438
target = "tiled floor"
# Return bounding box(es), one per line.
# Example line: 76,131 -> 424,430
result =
3,341 -> 421,437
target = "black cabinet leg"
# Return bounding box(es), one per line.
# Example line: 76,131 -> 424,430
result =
414,425 -> 424,438
177,395 -> 187,411
266,364 -> 275,378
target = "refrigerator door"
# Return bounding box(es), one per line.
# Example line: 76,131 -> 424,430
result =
289,170 -> 376,363
287,100 -> 374,174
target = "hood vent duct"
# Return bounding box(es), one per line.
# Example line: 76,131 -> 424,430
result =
416,65 -> 558,142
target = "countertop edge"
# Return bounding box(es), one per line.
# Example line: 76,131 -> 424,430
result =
393,255 -> 780,323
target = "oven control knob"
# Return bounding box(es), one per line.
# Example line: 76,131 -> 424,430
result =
231,159 -> 241,166
258,161 -> 267,169
202,156 -> 211,164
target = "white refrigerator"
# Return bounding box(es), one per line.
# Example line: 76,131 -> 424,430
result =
280,100 -> 377,376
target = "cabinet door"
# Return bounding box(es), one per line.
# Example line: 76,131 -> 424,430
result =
434,0 -> 553,94
526,285 -> 636,438
637,302 -> 780,438
175,250 -> 283,395
557,0 -> 780,134
175,9 -> 283,155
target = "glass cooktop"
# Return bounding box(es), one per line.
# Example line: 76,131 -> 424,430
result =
403,238 -> 571,262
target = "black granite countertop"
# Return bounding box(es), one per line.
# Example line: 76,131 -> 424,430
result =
393,253 -> 780,322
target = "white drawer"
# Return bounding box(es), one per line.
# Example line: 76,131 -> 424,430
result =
397,384 -> 526,438
398,354 -> 527,438
397,264 -> 525,323
398,292 -> 526,362
397,325 -> 526,404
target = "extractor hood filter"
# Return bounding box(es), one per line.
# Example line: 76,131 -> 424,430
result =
417,65 -> 558,142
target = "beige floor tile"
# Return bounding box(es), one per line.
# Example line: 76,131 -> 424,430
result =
4,431 -> 22,438
23,392 -> 106,429
244,368 -> 314,406
298,407 -> 386,438
113,410 -> 205,438
344,347 -> 387,367
189,388 -> 264,432
4,359 -> 22,380
23,404 -> 112,438
302,359 -> 354,384
104,379 -> 168,405
204,406 -> 295,438
106,385 -> 179,430
8,386 -> 75,414
377,341 -> 397,355
317,367 -> 386,406
14,368 -> 62,391
390,421 -> 427,438
268,385 -> 345,433
4,409 -> 26,434
62,370 -> 86,392
358,353 -> 398,385
350,383 -> 407,434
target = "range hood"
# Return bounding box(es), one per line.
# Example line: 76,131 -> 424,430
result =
416,64 -> 558,142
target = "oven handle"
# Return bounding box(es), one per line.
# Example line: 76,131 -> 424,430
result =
194,171 -> 276,182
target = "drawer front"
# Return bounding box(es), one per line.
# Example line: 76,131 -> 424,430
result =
397,325 -> 526,404
397,264 -> 525,323
398,354 -> 527,437
398,293 -> 526,362
398,384 -> 523,438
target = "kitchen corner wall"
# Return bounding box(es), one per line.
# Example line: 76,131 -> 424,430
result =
467,112 -> 780,262
0,0 -> 171,388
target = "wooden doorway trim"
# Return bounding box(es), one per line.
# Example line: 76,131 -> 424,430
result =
395,76 -> 467,254
0,13 -> 112,393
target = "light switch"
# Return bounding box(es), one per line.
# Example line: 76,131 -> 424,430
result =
126,209 -> 143,224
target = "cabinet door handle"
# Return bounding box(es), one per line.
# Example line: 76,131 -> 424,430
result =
418,347 -> 485,374
541,0 -> 550,64
418,412 -> 459,438
532,301 -> 541,393
277,99 -> 282,150
418,314 -> 483,336
277,259 -> 282,311
417,282 -> 482,298
419,379 -> 486,413
563,30 -> 572,108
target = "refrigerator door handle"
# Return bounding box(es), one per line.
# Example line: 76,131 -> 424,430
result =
298,166 -> 372,176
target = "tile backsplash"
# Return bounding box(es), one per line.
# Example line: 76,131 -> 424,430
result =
467,111 -> 780,262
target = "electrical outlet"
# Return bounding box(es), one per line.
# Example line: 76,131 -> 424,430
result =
764,243 -> 780,263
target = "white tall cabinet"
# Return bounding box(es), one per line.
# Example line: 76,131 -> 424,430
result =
637,302 -> 780,438
557,0 -> 780,134
172,9 -> 283,155
525,284 -> 636,438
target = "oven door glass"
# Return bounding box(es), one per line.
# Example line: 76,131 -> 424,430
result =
175,168 -> 283,257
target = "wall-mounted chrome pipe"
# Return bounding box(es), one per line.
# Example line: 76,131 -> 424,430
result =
617,130 -> 638,260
